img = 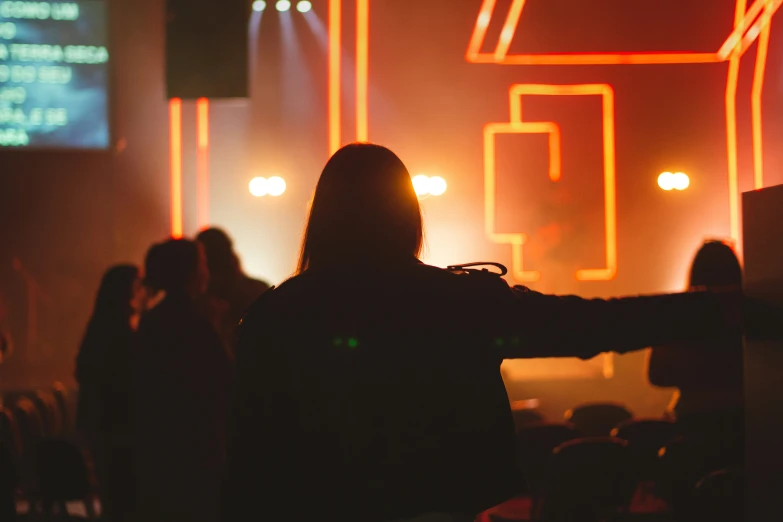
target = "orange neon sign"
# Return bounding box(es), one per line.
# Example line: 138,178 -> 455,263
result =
468,0 -> 780,280
484,84 -> 617,282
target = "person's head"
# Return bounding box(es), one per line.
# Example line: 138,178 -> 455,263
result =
688,240 -> 742,289
196,227 -> 241,292
91,264 -> 141,321
144,238 -> 209,297
298,143 -> 423,272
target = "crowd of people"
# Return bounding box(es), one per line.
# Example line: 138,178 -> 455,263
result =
72,143 -> 753,522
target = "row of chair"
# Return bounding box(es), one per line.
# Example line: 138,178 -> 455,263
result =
503,414 -> 742,521
511,401 -> 635,437
1,383 -> 95,521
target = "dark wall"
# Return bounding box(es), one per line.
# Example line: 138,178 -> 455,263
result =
0,0 -> 170,387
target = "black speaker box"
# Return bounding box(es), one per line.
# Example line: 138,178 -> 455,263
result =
165,0 -> 250,99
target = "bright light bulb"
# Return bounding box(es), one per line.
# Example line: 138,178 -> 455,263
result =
276,0 -> 291,12
658,172 -> 674,191
296,0 -> 312,13
427,176 -> 447,196
412,175 -> 430,197
249,177 -> 269,197
252,0 -> 266,12
672,172 -> 690,191
267,176 -> 287,196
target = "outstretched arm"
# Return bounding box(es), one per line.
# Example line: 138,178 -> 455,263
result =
495,285 -> 736,360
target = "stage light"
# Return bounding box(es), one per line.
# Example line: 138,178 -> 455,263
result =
659,171 -> 689,191
412,175 -> 447,198
276,0 -> 291,12
412,175 -> 430,197
296,1 -> 312,13
658,172 -> 674,191
249,177 -> 269,197
672,172 -> 690,190
267,176 -> 287,196
428,176 -> 447,196
252,0 -> 266,12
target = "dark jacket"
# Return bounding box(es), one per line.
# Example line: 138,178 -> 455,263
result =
134,292 -> 233,522
221,261 -> 730,522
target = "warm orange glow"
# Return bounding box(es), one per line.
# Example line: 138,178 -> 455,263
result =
725,0 -> 747,244
356,0 -> 369,142
196,98 -> 210,230
494,0 -> 526,61
328,0 -> 341,155
751,21 -> 771,189
169,98 -> 183,239
466,0 -> 496,62
485,84 -> 617,283
469,0 -> 779,66
467,0 -> 779,245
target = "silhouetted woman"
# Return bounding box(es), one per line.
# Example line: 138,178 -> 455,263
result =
75,264 -> 141,522
222,143 -> 740,522
134,239 -> 232,522
649,240 -> 744,457
196,227 -> 269,351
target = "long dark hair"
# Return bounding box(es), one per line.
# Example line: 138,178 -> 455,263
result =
688,240 -> 742,288
298,143 -> 423,272
90,265 -> 139,322
76,265 -> 139,384
144,239 -> 202,293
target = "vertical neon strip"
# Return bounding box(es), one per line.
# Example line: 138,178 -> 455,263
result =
751,22 -> 770,189
328,0 -> 341,155
196,98 -> 210,229
169,98 -> 183,239
356,0 -> 369,142
725,0 -> 747,243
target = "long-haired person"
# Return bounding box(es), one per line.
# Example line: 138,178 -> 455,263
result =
221,144 -> 741,522
134,239 -> 232,522
75,264 -> 143,522
649,241 -> 745,449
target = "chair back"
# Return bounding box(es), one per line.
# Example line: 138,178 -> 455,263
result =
34,438 -> 91,502
0,407 -> 21,458
691,468 -> 744,522
611,418 -> 679,481
516,422 -> 581,497
564,402 -> 632,437
0,441 -> 17,522
538,437 -> 635,521
12,398 -> 44,457
51,383 -> 71,434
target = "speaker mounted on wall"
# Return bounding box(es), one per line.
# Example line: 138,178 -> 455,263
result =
166,0 -> 250,99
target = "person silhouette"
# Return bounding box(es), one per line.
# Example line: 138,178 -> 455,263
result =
134,239 -> 232,522
221,143 -> 742,522
649,240 -> 744,458
75,264 -> 142,522
196,228 -> 269,349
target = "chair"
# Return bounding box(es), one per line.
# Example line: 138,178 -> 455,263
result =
34,438 -> 96,520
537,437 -> 635,522
51,383 -> 71,435
516,422 -> 581,510
656,434 -> 743,522
564,402 -> 633,437
511,407 -> 545,432
0,406 -> 22,458
31,391 -> 62,437
0,441 -> 18,521
691,468 -> 744,522
12,398 -> 44,459
611,418 -> 679,481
